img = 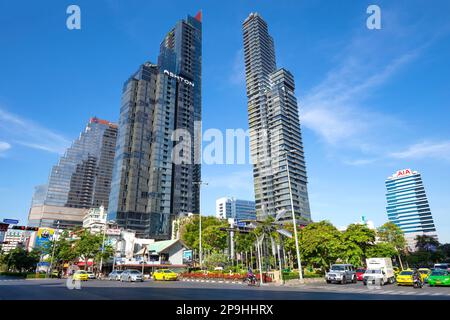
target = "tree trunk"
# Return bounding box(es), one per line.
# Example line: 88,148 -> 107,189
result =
397,253 -> 404,270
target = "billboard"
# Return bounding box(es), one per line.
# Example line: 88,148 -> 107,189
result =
182,250 -> 193,265
35,227 -> 55,248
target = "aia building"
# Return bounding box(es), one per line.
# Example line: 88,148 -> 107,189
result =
385,169 -> 438,251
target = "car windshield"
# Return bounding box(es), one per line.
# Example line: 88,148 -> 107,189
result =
130,271 -> 141,274
431,270 -> 448,276
366,269 -> 381,274
76,271 -> 86,274
164,270 -> 174,273
400,271 -> 413,275
331,265 -> 345,271
418,270 -> 429,274
434,265 -> 448,270
356,269 -> 365,273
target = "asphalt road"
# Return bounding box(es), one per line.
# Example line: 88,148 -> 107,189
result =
1,277 -> 449,300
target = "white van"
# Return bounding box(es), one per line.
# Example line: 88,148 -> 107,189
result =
363,258 -> 395,285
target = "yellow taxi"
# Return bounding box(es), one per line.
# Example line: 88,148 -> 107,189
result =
73,270 -> 89,281
418,268 -> 431,283
396,269 -> 414,286
152,269 -> 178,281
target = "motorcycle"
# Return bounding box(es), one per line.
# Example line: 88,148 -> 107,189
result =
413,276 -> 423,289
244,274 -> 260,287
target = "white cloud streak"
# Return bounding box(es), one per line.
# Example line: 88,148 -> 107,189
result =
0,107 -> 70,154
389,141 -> 450,161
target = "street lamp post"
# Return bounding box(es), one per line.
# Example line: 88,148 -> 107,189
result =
48,220 -> 60,278
284,149 -> 304,282
193,181 -> 208,270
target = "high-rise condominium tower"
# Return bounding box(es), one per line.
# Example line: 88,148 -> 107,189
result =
108,12 -> 202,239
242,13 -> 311,221
28,117 -> 118,229
385,169 -> 438,251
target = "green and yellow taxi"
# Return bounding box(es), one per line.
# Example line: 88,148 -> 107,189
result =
428,269 -> 450,287
418,268 -> 431,283
152,269 -> 178,281
73,270 -> 89,281
396,269 -> 414,286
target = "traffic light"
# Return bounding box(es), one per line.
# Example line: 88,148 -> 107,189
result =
11,226 -> 39,231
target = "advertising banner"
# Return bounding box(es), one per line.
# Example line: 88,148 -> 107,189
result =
182,250 -> 193,264
35,227 -> 55,248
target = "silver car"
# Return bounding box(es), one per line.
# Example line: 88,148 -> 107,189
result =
108,270 -> 123,281
120,269 -> 143,282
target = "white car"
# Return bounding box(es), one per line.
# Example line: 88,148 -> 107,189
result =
120,269 -> 144,282
86,272 -> 96,280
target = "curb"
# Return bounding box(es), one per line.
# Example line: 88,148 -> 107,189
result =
181,278 -> 244,285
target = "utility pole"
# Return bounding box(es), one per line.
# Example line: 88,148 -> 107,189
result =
98,207 -> 108,277
284,150 -> 304,282
193,181 -> 208,270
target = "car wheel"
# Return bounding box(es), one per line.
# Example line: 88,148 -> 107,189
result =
326,280 -> 331,284
341,277 -> 346,284
352,276 -> 357,283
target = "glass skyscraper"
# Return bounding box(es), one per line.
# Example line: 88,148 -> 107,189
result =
385,169 -> 438,250
216,197 -> 256,221
28,117 -> 118,229
108,12 -> 202,239
242,13 -> 311,222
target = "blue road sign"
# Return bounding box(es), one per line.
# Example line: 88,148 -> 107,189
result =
3,219 -> 19,224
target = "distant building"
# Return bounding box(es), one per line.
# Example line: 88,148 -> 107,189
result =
216,197 -> 256,221
28,117 -> 117,230
1,229 -> 35,253
83,206 -> 107,234
385,169 -> 438,251
337,216 -> 376,232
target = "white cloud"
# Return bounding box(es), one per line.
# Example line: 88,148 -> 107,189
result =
0,141 -> 11,156
0,107 -> 70,154
229,49 -> 245,85
389,141 -> 450,161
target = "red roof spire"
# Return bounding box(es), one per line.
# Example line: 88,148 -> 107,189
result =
194,10 -> 202,22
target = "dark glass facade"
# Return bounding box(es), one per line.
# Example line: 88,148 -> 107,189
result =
108,12 -> 202,239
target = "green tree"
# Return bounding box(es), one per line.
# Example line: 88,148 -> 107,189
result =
415,235 -> 440,252
202,222 -> 228,252
377,222 -> 407,269
42,231 -> 78,272
341,224 -> 376,266
74,230 -> 104,270
2,248 -> 41,272
296,221 -> 342,273
366,242 -> 398,258
204,252 -> 228,270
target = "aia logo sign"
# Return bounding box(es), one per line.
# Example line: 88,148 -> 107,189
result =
395,169 -> 413,178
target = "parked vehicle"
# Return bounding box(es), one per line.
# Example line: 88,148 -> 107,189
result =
86,272 -> 96,280
363,258 -> 395,285
355,268 -> 366,281
120,269 -> 143,282
72,270 -> 88,281
325,264 -> 357,284
428,269 -> 450,286
434,263 -> 449,271
153,269 -> 178,281
396,269 -> 414,286
108,270 -> 123,281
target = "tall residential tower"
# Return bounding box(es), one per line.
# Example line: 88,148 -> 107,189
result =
385,169 -> 438,251
108,12 -> 202,239
242,13 -> 311,222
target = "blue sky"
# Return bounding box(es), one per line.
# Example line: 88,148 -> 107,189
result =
1,0 -> 449,242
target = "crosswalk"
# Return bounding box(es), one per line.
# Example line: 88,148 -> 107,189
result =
302,285 -> 450,296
